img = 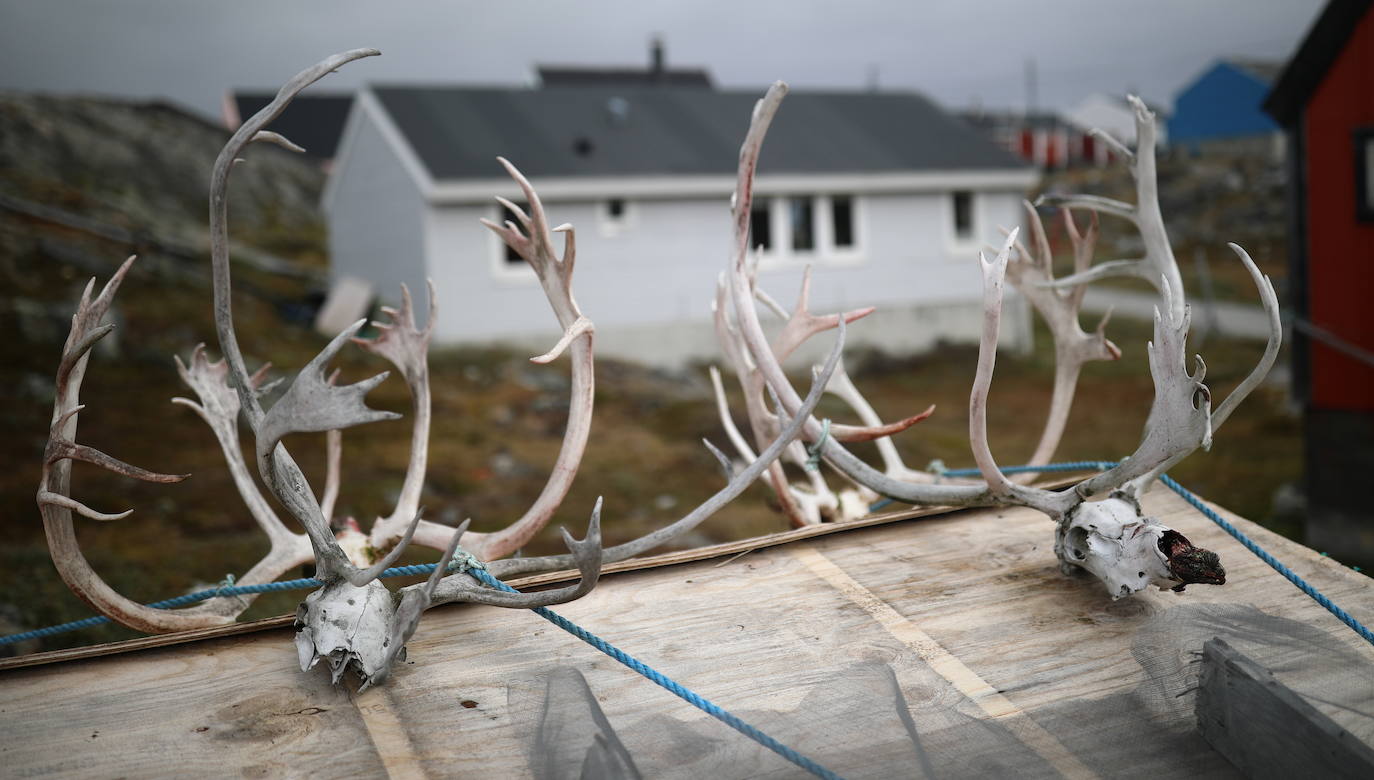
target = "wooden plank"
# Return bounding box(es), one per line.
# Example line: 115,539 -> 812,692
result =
1196,638 -> 1374,779
790,544 -> 1099,779
0,485 -> 1369,778
0,634 -> 388,778
0,476 -> 1083,673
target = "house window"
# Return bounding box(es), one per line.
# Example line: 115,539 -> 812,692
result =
789,197 -> 814,252
952,190 -> 974,240
749,199 -> 773,251
751,195 -> 858,260
600,198 -> 632,237
1357,127 -> 1374,223
831,196 -> 854,248
497,200 -> 528,264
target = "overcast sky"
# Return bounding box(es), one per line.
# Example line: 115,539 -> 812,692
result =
0,0 -> 1323,120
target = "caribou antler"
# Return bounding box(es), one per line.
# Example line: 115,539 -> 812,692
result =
962,101 -> 1281,598
1002,204 -> 1120,483
712,84 -> 1280,599
351,281 -> 462,554
1035,96 -> 1184,321
35,256 -> 222,633
462,157 -> 597,560
722,84 -> 991,509
493,314 -> 848,579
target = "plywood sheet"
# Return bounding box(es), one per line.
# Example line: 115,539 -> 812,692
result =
2,485 -> 1370,778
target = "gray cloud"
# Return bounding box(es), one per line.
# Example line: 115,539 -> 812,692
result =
0,0 -> 1322,119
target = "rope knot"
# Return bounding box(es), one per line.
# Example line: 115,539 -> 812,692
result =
213,573 -> 236,597
445,547 -> 486,574
804,419 -> 832,472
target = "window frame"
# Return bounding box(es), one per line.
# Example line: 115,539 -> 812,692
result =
488,202 -> 538,283
751,193 -> 864,268
1355,126 -> 1374,223
598,197 -> 635,237
945,189 -> 981,253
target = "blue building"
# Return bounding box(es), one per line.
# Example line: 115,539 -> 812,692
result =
1169,60 -> 1282,148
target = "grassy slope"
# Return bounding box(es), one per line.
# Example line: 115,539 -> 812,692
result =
0,99 -> 1304,655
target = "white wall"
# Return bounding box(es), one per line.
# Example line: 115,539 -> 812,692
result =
325,109 -> 430,320
421,187 -> 1030,366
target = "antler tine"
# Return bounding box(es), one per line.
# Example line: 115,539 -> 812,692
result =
712,277 -> 812,525
723,85 -> 988,508
822,362 -> 935,483
428,504 -> 603,608
493,315 -> 849,578
377,519 -> 473,680
1001,202 -> 1120,485
1033,98 -> 1186,323
38,259 -> 300,633
770,264 -> 877,364
1063,209 -> 1100,310
1209,244 -> 1282,431
1072,279 -> 1213,502
352,280 -> 458,555
459,161 -> 597,561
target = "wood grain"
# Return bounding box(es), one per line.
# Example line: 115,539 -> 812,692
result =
1,485 -> 1370,778
1196,638 -> 1374,780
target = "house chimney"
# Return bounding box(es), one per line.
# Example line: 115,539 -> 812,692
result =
650,36 -> 665,82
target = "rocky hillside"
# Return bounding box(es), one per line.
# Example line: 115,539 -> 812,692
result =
1040,145 -> 1288,303
0,92 -> 326,256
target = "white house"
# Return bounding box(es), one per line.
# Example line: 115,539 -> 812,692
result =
322,82 -> 1038,366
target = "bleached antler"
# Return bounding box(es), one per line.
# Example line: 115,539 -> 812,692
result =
35,257 -> 223,633
712,84 -> 1281,599
1035,96 -> 1183,320
460,157 -> 598,560
962,103 -> 1282,597
493,314 -> 848,579
722,84 -> 991,509
350,281 -> 462,554
1002,204 -> 1121,482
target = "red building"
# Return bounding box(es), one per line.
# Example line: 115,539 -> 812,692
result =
1264,0 -> 1374,565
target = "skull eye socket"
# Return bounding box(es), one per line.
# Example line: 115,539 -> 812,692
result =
1067,526 -> 1090,561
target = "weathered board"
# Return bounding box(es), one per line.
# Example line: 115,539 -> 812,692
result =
2,485 -> 1371,778
1196,638 -> 1374,779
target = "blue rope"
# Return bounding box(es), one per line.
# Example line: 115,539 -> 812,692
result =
465,568 -> 844,779
867,460 -> 1374,649
0,558 -> 481,646
5,460 -> 1371,776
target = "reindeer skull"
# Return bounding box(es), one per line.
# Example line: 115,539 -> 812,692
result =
1056,495 -> 1225,599
294,580 -> 396,690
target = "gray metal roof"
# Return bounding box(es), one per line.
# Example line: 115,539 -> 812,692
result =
371,85 -> 1027,181
234,92 -> 353,159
